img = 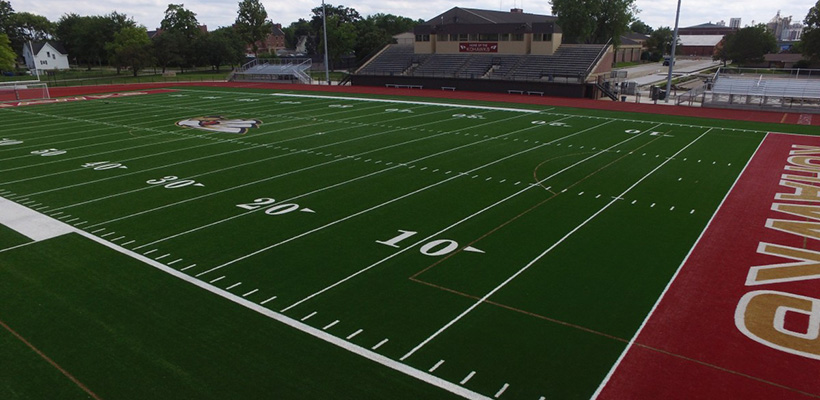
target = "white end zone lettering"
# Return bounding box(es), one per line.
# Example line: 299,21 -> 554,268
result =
735,290 -> 820,360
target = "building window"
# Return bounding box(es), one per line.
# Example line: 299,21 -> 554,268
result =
478,33 -> 499,41
500,33 -> 510,41
415,34 -> 430,42
534,33 -> 553,42
53,54 -> 56,60
468,33 -> 478,41
437,34 -> 448,41
511,33 -> 524,41
458,33 -> 468,41
46,51 -> 50,57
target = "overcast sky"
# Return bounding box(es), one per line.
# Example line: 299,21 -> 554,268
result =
12,0 -> 818,33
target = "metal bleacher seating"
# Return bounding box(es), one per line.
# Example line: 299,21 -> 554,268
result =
357,44 -> 415,75
357,43 -> 607,83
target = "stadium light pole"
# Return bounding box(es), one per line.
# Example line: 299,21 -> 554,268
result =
664,0 -> 681,103
322,0 -> 331,85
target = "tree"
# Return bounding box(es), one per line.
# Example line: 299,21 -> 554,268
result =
160,4 -> 201,71
550,0 -> 637,46
161,4 -> 200,39
629,20 -> 653,35
234,0 -> 271,57
152,30 -> 184,72
0,0 -> 13,34
199,27 -> 244,71
645,26 -> 677,61
11,12 -> 52,42
802,0 -> 820,62
283,18 -> 312,52
105,26 -> 151,76
318,15 -> 356,69
0,33 -> 15,71
720,24 -> 777,65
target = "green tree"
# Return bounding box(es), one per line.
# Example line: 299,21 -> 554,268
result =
645,26 -> 676,61
160,4 -> 201,70
105,26 -> 152,76
199,27 -> 244,71
161,4 -> 200,39
0,0 -> 13,34
0,32 -> 15,71
319,15 -> 356,69
234,0 -> 271,57
550,0 -> 637,45
283,18 -> 312,52
11,12 -> 52,42
152,30 -> 184,72
721,24 -> 777,65
802,0 -> 820,62
629,20 -> 653,34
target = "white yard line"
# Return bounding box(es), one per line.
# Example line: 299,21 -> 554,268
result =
590,130 -> 764,399
280,120 -> 656,313
134,112 -> 541,252
399,128 -> 712,362
91,107 -> 480,228
195,116 -> 598,279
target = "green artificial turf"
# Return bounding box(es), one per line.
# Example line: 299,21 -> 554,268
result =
0,86 -> 812,398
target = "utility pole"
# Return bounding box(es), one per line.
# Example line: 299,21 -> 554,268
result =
322,0 -> 331,85
664,0 -> 681,103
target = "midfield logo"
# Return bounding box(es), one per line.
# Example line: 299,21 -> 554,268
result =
176,116 -> 262,134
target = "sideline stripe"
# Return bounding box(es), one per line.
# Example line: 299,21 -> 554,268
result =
65,229 -> 491,400
589,132 -> 767,399
400,128 -> 712,362
0,196 -> 74,241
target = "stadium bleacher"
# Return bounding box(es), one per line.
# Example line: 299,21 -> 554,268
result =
356,43 -> 607,83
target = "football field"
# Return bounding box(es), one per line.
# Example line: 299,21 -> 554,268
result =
0,86 -> 815,399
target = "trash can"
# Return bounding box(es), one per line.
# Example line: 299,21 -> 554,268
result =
621,96 -> 627,102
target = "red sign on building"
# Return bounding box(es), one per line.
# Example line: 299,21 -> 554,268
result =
458,43 -> 498,53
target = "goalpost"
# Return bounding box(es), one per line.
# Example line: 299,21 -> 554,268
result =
0,81 -> 51,103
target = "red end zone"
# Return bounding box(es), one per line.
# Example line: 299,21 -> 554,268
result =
598,132 -> 820,399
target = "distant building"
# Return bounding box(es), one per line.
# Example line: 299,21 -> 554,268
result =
616,32 -> 648,63
767,11 -> 803,41
23,41 -> 69,73
246,23 -> 286,55
676,22 -> 738,57
412,7 -> 563,55
678,35 -> 725,57
678,22 -> 737,36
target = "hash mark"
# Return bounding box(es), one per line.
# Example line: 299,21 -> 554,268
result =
372,339 -> 389,350
226,282 -> 242,290
301,311 -> 317,321
181,264 -> 197,271
209,276 -> 225,284
243,289 -> 259,297
460,371 -> 476,385
429,360 -> 445,372
346,329 -> 363,340
323,320 -> 340,330
261,296 -> 277,305
494,383 -> 510,398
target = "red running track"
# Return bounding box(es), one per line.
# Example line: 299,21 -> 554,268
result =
47,82 -> 820,126
597,133 -> 820,399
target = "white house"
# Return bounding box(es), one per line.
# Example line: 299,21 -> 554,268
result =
23,41 -> 70,73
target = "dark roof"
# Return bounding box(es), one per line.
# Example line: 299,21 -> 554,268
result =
417,7 -> 561,34
619,36 -> 640,46
683,22 -> 727,29
272,25 -> 285,36
424,7 -> 557,25
29,41 -> 68,55
623,32 -> 649,41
